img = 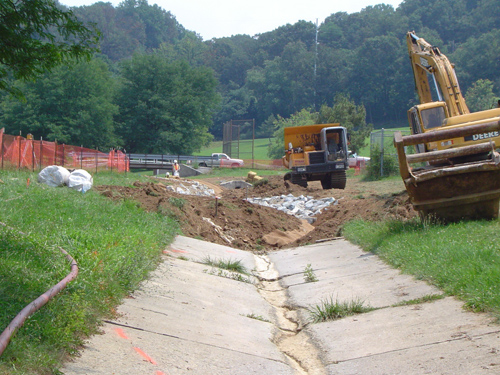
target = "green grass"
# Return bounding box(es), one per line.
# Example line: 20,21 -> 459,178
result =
0,169 -> 179,374
192,138 -> 273,160
343,218 -> 500,319
201,256 -> 247,274
308,296 -> 375,323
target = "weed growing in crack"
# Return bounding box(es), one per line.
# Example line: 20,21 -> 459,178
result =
303,263 -> 318,283
203,268 -> 253,283
243,313 -> 271,323
201,256 -> 247,274
177,256 -> 189,261
308,296 -> 375,323
391,293 -> 444,307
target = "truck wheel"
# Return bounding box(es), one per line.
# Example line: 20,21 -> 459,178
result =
199,162 -> 207,167
331,171 -> 347,189
231,163 -> 239,168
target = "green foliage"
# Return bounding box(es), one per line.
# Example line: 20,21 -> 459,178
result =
466,79 -> 499,112
0,0 -> 99,98
0,57 -> 120,149
0,169 -> 178,374
267,95 -> 371,159
244,313 -> 271,323
267,109 -> 317,159
364,144 -> 399,180
303,264 -> 318,283
343,218 -> 500,319
117,53 -> 220,154
201,256 -> 247,274
308,296 -> 374,323
168,197 -> 186,209
73,0 -> 185,62
317,93 -> 373,153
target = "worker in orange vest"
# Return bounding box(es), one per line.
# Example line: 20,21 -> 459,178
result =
173,160 -> 180,177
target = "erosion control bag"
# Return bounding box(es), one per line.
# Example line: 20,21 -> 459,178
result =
38,166 -> 70,187
68,169 -> 93,193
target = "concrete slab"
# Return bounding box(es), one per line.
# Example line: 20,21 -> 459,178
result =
166,235 -> 257,273
268,240 -> 441,309
61,236 -> 500,375
62,236 -> 293,375
306,297 -> 500,374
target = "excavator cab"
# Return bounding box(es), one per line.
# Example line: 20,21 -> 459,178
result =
408,102 -> 449,153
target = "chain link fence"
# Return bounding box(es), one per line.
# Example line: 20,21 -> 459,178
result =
369,128 -> 411,178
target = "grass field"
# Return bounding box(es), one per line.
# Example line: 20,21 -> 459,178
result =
193,138 -> 273,160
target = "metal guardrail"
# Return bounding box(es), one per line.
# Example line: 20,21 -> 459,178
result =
127,154 -> 217,168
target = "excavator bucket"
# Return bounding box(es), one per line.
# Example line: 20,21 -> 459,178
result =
394,121 -> 500,222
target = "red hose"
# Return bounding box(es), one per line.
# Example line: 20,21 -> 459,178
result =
0,223 -> 78,356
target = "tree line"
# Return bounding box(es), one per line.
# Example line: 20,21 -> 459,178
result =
0,0 -> 498,155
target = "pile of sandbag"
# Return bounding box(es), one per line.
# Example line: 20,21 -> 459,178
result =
38,166 -> 93,192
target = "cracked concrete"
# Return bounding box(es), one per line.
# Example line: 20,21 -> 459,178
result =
61,236 -> 500,375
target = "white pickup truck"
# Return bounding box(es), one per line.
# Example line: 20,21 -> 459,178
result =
198,153 -> 244,168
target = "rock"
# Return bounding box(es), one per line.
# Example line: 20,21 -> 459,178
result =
247,194 -> 337,221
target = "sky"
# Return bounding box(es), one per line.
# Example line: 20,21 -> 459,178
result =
59,0 -> 403,41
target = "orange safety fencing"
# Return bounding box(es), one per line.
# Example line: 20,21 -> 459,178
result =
0,128 -> 129,173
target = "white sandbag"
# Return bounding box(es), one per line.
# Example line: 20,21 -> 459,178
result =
68,169 -> 93,193
38,165 -> 70,187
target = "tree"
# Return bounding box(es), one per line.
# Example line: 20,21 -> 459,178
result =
465,79 -> 499,112
267,109 -> 316,159
0,57 -> 120,150
0,0 -> 99,97
317,94 -> 372,154
117,53 -> 220,154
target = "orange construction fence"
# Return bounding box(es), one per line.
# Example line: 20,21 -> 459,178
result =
0,128 -> 129,173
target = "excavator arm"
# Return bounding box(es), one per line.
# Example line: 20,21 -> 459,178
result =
407,31 -> 469,117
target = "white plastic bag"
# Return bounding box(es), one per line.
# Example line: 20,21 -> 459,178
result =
68,169 -> 93,193
37,165 -> 70,187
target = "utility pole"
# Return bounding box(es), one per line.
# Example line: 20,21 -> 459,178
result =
314,18 -> 319,110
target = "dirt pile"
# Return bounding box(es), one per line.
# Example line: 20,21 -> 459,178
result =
94,175 -> 417,250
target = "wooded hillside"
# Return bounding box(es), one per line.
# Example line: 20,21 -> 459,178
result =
1,0 -> 498,153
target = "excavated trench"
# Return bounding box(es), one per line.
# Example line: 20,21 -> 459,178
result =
253,255 -> 327,375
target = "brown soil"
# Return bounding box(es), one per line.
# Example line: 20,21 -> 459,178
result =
94,174 -> 417,251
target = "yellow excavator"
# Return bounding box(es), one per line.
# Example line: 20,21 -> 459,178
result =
394,31 -> 500,221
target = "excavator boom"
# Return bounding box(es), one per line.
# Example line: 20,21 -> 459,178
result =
407,32 -> 469,117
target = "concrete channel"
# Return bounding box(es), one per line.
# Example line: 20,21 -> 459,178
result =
61,236 -> 500,375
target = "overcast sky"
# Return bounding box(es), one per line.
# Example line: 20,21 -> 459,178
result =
60,0 -> 403,40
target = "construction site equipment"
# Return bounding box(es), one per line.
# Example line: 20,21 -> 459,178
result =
282,124 -> 349,189
394,32 -> 500,221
